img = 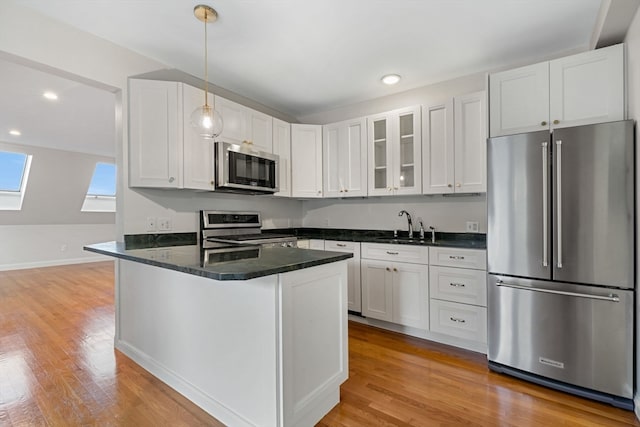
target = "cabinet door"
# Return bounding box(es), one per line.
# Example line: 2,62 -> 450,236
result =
392,263 -> 428,328
325,241 -> 362,312
247,109 -> 273,153
182,83 -> 215,190
367,113 -> 393,196
323,118 -> 368,198
489,62 -> 549,137
323,123 -> 342,197
309,239 -> 325,250
129,79 -> 182,188
291,124 -> 323,198
215,96 -> 246,144
549,44 -> 624,130
454,91 -> 487,193
393,106 -> 422,195
361,260 -> 393,322
272,118 -> 291,197
423,100 -> 454,194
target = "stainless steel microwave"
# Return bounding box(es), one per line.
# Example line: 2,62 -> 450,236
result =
215,142 -> 279,194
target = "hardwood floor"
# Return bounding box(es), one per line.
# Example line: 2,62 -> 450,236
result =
0,262 -> 637,426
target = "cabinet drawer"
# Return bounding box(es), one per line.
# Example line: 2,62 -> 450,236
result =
362,243 -> 429,264
325,240 -> 358,252
429,266 -> 487,307
429,247 -> 486,269
429,300 -> 487,343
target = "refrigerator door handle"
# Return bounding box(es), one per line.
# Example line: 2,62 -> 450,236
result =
542,141 -> 548,267
556,139 -> 563,268
495,280 -> 620,302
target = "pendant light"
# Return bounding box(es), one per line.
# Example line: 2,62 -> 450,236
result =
190,4 -> 223,139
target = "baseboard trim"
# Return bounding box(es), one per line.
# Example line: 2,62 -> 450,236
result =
115,340 -> 259,427
634,394 -> 640,420
0,255 -> 110,271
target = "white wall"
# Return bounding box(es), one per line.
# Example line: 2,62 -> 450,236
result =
0,224 -> 114,271
303,195 -> 486,233
623,5 -> 640,418
0,141 -> 117,269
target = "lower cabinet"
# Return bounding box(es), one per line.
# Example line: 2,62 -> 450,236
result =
325,240 -> 362,313
361,243 -> 429,329
428,247 -> 487,346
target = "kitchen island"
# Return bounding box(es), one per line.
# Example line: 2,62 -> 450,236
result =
85,242 -> 352,427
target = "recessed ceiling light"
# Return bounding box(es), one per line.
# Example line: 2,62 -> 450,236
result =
381,74 -> 401,85
43,91 -> 58,100
9,129 -> 21,136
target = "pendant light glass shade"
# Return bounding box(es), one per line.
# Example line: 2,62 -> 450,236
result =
191,104 -> 223,139
190,5 -> 223,140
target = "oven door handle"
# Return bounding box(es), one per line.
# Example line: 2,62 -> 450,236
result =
495,280 -> 620,302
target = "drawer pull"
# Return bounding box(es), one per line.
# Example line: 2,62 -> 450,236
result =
450,317 -> 466,323
449,282 -> 466,288
449,255 -> 465,260
336,243 -> 347,247
386,251 -> 399,255
386,267 -> 391,272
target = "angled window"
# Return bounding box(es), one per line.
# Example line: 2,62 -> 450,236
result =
82,162 -> 116,212
0,150 -> 32,210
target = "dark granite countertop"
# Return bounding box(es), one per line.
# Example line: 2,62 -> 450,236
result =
264,228 -> 486,249
85,241 -> 352,281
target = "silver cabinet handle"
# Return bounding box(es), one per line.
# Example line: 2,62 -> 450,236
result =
449,282 -> 466,288
450,317 -> 466,323
449,255 -> 465,260
496,280 -> 619,302
336,243 -> 347,247
386,251 -> 399,255
556,139 -> 563,268
542,141 -> 549,267
169,176 -> 175,183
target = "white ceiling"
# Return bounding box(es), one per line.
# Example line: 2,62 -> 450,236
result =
0,58 -> 116,157
17,0 -> 604,118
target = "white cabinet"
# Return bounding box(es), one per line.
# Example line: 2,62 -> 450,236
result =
215,96 -> 273,153
273,118 -> 291,197
129,79 -> 215,190
323,118 -> 368,197
325,240 -> 362,313
291,124 -> 323,198
490,44 -> 624,137
361,243 -> 428,329
423,91 -> 487,194
428,247 -> 487,345
367,106 -> 422,196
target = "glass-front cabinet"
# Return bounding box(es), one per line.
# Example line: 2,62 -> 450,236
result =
367,106 -> 422,196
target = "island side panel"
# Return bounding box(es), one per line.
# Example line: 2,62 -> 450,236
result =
280,260 -> 349,427
116,260 -> 279,427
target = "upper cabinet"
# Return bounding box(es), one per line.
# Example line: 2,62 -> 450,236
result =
272,118 -> 292,197
367,106 -> 422,196
291,124 -> 323,198
489,43 -> 624,137
215,96 -> 273,153
129,79 -> 215,190
423,91 -> 487,194
323,118 -> 368,198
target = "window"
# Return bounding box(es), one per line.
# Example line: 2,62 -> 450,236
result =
82,162 -> 116,212
0,150 -> 32,210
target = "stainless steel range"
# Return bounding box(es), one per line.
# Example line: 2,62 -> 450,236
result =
200,210 -> 297,248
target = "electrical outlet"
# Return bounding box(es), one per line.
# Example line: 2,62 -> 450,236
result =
146,217 -> 157,232
158,217 -> 172,231
466,221 -> 479,232
323,218 -> 329,226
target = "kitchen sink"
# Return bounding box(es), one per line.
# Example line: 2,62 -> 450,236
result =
373,237 -> 433,245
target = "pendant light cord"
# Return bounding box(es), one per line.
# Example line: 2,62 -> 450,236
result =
203,9 -> 209,107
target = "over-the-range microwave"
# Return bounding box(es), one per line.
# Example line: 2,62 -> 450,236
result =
215,141 -> 279,194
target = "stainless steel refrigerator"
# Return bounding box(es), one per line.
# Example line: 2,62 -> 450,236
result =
487,120 -> 635,410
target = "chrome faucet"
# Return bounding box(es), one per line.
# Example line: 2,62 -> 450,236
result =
398,210 -> 413,239
418,220 -> 425,240
429,226 -> 436,244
